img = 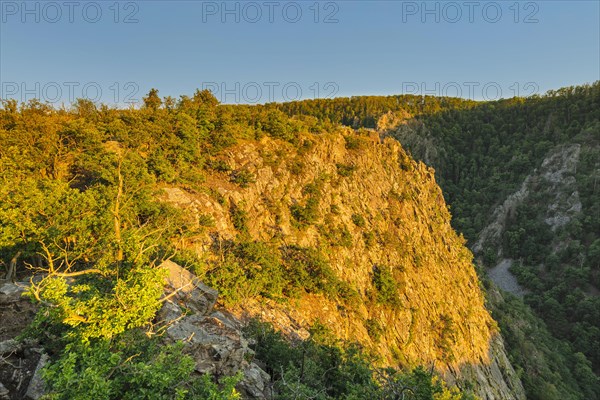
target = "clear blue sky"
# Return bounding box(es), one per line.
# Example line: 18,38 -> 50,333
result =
1,0 -> 598,105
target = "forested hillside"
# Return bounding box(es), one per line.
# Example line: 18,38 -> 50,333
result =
0,91 -> 517,399
0,83 -> 598,399
270,82 -> 600,399
389,85 -> 600,394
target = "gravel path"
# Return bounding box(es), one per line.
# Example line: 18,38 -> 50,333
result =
488,259 -> 528,298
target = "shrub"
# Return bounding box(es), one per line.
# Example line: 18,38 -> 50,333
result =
339,225 -> 353,247
229,203 -> 249,236
336,163 -> 357,177
289,160 -> 305,175
206,241 -> 355,305
42,332 -> 241,400
344,135 -> 363,150
290,183 -> 322,228
365,318 -> 383,341
352,213 -> 366,228
230,169 -> 255,188
372,265 -> 400,308
207,159 -> 231,173
244,319 -> 474,400
197,213 -> 215,227
363,231 -> 376,247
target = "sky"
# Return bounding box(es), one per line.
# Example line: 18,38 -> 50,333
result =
1,0 -> 599,105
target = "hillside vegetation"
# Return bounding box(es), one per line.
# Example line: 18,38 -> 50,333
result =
269,82 -> 600,399
0,92 -> 514,399
389,84 -> 600,400
1,83 -> 598,399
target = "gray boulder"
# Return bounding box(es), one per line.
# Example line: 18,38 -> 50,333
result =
25,353 -> 48,400
0,382 -> 9,400
160,260 -> 218,315
159,261 -> 271,398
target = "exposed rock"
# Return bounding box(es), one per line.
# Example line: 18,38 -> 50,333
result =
0,282 -> 25,304
160,260 -> 218,315
157,299 -> 183,323
376,110 -> 412,133
390,119 -> 440,165
540,144 -> 580,184
25,353 -> 48,400
0,283 -> 23,297
0,340 -> 20,355
465,143 -> 586,399
540,144 -> 582,232
160,262 -> 271,398
472,176 -> 531,257
471,143 -> 585,302
473,143 -> 582,258
487,259 -> 527,298
447,335 -> 526,400
241,363 -> 272,398
0,382 -> 9,400
161,133 -> 521,398
0,280 -> 40,400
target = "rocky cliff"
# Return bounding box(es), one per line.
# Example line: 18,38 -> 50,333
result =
162,129 -> 525,399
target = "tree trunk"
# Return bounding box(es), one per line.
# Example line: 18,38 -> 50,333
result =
5,251 -> 21,281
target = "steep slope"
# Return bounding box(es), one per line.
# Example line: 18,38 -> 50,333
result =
381,85 -> 600,398
267,82 -> 600,397
0,95 -> 527,398
162,130 -> 524,399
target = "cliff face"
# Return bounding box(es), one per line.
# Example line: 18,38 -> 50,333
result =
162,129 -> 525,399
472,143 -> 583,296
473,143 -> 582,260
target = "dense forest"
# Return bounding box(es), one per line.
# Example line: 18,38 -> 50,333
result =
1,83 -> 598,399
394,85 -> 600,391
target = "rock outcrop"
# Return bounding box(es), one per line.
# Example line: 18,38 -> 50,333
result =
161,131 -> 526,399
0,130 -> 528,399
0,267 -> 272,400
470,143 -> 584,300
159,261 -> 271,398
473,143 -> 582,258
0,281 -> 42,400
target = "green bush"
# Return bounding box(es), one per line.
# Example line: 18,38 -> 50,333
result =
372,265 -> 400,308
244,319 -> 473,400
42,332 -> 240,400
365,318 -> 383,341
205,241 -> 356,306
289,160 -> 305,175
344,135 -> 363,150
197,213 -> 215,227
352,213 -> 366,228
290,198 -> 320,227
229,203 -> 249,236
339,225 -> 353,247
230,169 -> 255,188
336,163 -> 357,177
363,231 -> 376,247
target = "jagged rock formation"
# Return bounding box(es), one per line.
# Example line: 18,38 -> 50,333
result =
387,119 -> 440,166
0,282 -> 44,400
160,261 -> 271,398
539,144 -> 582,232
0,266 -> 273,399
445,335 -> 527,400
0,129 -> 529,400
474,143 -> 582,258
162,130 -> 525,399
471,143 -> 584,297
